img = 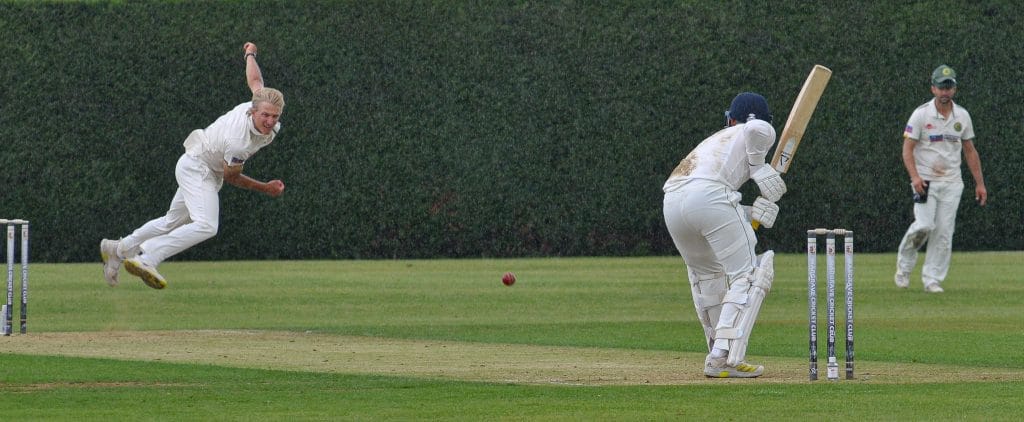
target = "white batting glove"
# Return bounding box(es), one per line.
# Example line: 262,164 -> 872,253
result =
751,165 -> 786,202
751,196 -> 780,228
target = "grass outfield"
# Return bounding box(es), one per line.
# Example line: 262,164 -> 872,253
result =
1,252 -> 1022,420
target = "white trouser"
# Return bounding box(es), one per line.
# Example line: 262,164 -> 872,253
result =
664,180 -> 758,350
896,180 -> 963,285
120,154 -> 222,267
664,180 -> 757,280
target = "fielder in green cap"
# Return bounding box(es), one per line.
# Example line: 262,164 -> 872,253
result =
894,64 -> 987,293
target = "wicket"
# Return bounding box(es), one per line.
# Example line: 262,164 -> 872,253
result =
1,219 -> 29,336
807,228 -> 853,381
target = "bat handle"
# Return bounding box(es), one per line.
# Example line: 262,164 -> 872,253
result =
751,220 -> 761,230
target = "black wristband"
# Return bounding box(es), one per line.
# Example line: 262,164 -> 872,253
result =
244,52 -> 256,60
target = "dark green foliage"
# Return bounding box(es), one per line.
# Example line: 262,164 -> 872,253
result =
2,1 -> 1020,262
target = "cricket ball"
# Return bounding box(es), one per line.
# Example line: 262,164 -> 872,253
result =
502,272 -> 516,286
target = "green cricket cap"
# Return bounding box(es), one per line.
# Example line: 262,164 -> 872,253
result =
932,65 -> 957,87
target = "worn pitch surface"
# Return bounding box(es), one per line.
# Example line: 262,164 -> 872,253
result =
3,330 -> 1019,385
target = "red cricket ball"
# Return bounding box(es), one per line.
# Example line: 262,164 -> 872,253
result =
502,272 -> 516,286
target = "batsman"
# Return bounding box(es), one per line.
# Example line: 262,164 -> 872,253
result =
662,92 -> 783,378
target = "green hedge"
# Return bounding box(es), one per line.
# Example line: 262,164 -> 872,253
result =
1,1 -> 1020,262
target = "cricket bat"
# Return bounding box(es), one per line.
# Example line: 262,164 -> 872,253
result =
753,65 -> 832,229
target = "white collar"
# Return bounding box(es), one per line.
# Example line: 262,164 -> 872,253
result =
929,98 -> 957,119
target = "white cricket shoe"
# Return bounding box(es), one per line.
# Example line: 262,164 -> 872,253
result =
704,354 -> 764,378
924,282 -> 944,293
100,239 -> 122,287
124,257 -> 167,290
894,271 -> 910,289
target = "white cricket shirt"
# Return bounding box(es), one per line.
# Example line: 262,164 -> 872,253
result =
663,119 -> 776,193
903,99 -> 974,182
184,102 -> 279,175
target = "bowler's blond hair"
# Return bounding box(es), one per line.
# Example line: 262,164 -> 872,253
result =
252,87 -> 285,109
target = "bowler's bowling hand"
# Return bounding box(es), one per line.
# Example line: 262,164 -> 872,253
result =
266,180 -> 285,197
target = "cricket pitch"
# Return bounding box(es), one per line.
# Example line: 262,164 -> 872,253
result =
2,330 -> 1020,385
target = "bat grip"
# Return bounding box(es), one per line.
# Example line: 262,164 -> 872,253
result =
751,220 -> 761,230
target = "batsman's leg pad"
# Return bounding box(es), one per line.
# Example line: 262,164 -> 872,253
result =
716,251 -> 775,366
688,269 -> 728,352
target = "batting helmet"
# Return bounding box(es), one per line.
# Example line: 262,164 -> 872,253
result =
726,92 -> 772,124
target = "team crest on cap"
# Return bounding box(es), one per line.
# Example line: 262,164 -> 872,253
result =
942,68 -> 953,76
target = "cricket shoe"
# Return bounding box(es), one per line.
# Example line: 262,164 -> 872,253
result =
924,282 -> 944,293
894,271 -> 910,289
100,238 -> 122,287
704,354 -> 764,378
124,257 -> 167,290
